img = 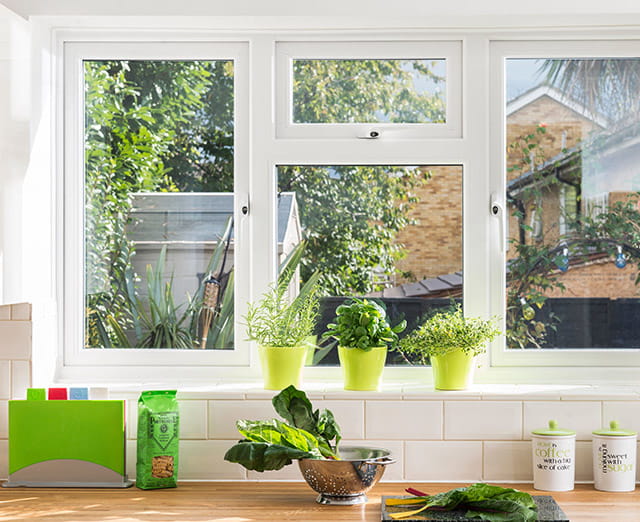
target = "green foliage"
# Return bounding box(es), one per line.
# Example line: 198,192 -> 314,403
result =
398,306 -> 501,360
224,386 -> 341,472
272,385 -> 342,450
388,483 -> 537,522
323,297 -> 406,351
292,59 -> 445,124
279,166 -> 429,295
84,59 -> 216,347
245,242 -> 321,347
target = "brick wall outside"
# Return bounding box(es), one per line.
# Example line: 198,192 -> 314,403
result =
395,165 -> 462,283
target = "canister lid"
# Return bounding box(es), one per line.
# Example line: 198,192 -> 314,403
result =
531,419 -> 576,436
592,420 -> 637,437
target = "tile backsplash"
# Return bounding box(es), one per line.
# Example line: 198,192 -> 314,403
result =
1,304 -> 640,483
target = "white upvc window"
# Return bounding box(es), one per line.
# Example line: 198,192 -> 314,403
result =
489,39 -> 640,374
53,26 -> 640,384
61,40 -> 252,381
275,40 -> 462,139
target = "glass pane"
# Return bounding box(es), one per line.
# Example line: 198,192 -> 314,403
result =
292,59 -> 446,124
505,57 -> 640,349
276,165 -> 463,366
84,60 -> 235,349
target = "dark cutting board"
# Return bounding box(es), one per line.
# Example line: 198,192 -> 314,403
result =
381,495 -> 569,522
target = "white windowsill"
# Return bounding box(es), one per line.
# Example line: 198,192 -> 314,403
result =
104,382 -> 640,401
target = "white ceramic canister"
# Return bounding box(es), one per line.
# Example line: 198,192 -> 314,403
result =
531,420 -> 576,491
592,420 -> 637,492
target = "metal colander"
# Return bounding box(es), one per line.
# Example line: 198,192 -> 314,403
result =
298,446 -> 394,505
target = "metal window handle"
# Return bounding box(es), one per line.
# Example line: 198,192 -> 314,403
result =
491,193 -> 506,252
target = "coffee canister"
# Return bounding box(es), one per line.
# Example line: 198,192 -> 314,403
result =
531,420 -> 576,491
592,420 -> 637,492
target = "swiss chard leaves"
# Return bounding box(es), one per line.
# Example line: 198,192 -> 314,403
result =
389,483 -> 537,522
224,442 -> 312,472
224,386 -> 342,472
272,385 -> 342,451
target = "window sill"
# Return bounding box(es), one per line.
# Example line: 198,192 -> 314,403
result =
105,382 -> 640,401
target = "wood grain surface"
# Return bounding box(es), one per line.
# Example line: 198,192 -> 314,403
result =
1,482 -> 639,521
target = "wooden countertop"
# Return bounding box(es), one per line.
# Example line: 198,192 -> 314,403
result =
1,482 -> 639,521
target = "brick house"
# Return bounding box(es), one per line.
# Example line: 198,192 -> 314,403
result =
385,84 -> 640,300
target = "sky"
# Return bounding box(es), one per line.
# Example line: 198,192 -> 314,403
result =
506,59 -> 546,101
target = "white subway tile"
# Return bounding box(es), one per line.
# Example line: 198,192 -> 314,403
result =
209,400 -> 273,439
178,400 -> 207,439
0,322 -> 31,360
405,441 -> 482,482
523,401 -> 601,441
11,361 -> 30,399
10,303 -> 31,321
247,464 -> 303,481
179,440 -> 246,480
445,401 -> 522,440
576,441 -> 593,483
341,439 -> 404,482
315,400 -> 363,439
0,400 -> 7,439
366,400 -> 442,440
602,401 -> 640,435
484,441 -> 532,482
0,305 -> 10,320
0,361 -> 10,399
0,439 -> 7,479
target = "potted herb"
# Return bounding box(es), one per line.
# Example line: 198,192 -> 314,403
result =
245,271 -> 320,390
323,298 -> 406,391
398,306 -> 500,390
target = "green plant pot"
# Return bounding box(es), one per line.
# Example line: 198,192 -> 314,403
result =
338,345 -> 387,391
258,345 -> 307,390
431,349 -> 476,390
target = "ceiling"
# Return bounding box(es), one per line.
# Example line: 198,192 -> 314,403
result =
2,0 -> 640,20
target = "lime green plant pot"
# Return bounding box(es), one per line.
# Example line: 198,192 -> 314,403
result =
431,349 -> 476,390
338,345 -> 387,391
258,345 -> 307,390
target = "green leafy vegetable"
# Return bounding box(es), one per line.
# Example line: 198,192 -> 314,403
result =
323,297 -> 406,351
387,483 -> 537,522
224,386 -> 341,472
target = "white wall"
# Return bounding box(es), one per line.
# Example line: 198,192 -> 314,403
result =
2,0 -> 640,19
0,5 -> 29,305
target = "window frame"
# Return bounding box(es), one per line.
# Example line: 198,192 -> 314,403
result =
48,26 -> 640,385
61,40 -> 252,379
489,39 -> 640,370
275,40 -> 462,140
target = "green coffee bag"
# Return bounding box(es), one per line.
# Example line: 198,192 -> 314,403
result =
136,390 -> 180,489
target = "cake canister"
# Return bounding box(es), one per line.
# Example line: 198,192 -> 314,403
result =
531,420 -> 576,491
592,420 -> 637,492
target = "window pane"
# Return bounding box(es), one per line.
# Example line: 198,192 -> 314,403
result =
84,60 -> 235,349
292,59 -> 446,124
276,165 -> 463,366
505,57 -> 640,349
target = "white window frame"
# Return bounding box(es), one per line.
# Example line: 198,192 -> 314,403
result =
47,24 -> 640,385
275,40 -> 462,139
61,40 -> 252,380
489,39 -> 640,370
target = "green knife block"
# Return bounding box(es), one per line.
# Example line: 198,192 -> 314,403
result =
4,400 -> 132,488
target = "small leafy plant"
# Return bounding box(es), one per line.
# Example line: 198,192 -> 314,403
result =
323,297 -> 406,351
398,306 -> 501,362
224,386 -> 341,472
245,243 -> 320,347
386,483 -> 537,522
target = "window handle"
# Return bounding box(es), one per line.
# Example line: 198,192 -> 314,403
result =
237,193 -> 249,216
491,193 -> 506,252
